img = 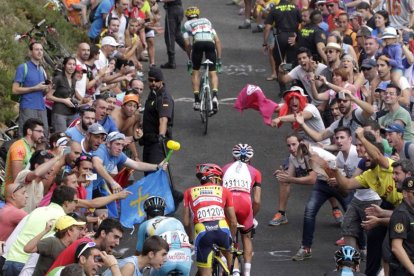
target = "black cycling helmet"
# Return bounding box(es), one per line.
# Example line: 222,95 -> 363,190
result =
185,6 -> 200,19
143,196 -> 166,218
232,143 -> 254,162
334,246 -> 361,267
196,163 -> 223,184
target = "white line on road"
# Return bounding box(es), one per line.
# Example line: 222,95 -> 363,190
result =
268,250 -> 292,262
174,97 -> 237,105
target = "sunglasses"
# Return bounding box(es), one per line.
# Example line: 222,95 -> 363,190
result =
148,78 -> 161,83
77,242 -> 96,258
327,4 -> 335,7
325,50 -> 337,54
361,67 -> 372,71
12,184 -> 25,194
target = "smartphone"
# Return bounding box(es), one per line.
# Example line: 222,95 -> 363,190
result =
338,91 -> 346,100
328,160 -> 337,170
282,63 -> 293,71
86,173 -> 97,181
63,146 -> 71,155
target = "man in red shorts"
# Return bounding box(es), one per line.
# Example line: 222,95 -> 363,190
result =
222,144 -> 261,276
183,163 -> 237,276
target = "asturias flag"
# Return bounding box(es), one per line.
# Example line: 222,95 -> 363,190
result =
234,84 -> 279,125
120,169 -> 175,228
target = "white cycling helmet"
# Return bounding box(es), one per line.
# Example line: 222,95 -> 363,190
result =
232,144 -> 254,162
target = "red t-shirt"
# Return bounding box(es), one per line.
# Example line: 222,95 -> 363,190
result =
184,184 -> 233,224
0,203 -> 27,241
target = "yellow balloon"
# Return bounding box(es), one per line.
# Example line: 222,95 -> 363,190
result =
166,140 -> 181,151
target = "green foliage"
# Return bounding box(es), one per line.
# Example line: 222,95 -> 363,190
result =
0,0 -> 88,124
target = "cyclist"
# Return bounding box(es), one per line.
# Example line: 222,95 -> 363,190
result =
182,6 -> 222,113
324,246 -> 365,276
135,196 -> 192,276
183,164 -> 237,276
222,144 -> 262,276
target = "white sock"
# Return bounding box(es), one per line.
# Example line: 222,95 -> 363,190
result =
244,263 -> 251,276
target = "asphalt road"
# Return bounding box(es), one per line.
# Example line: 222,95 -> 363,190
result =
119,0 -> 363,275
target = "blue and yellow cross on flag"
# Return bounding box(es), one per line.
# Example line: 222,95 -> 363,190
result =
120,169 -> 175,228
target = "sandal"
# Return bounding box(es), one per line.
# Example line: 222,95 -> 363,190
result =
266,75 -> 277,81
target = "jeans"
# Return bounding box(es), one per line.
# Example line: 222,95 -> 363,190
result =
2,260 -> 25,276
302,179 -> 353,248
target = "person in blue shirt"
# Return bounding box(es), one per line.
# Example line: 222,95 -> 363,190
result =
12,42 -> 50,137
88,0 -> 113,42
136,196 -> 192,276
66,107 -> 96,143
94,97 -> 118,134
90,132 -> 167,217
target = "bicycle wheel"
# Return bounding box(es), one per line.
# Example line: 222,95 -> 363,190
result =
202,86 -> 209,135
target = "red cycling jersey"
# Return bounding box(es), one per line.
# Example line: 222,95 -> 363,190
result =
222,161 -> 262,230
184,184 -> 234,224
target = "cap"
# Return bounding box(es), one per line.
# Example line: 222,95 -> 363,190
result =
75,64 -> 87,73
361,59 -> 376,69
123,94 -> 139,105
88,123 -> 107,135
148,67 -> 164,82
381,27 -> 398,39
401,176 -> 414,191
325,0 -> 339,4
56,137 -> 69,147
101,36 -> 120,47
384,123 -> 405,133
55,215 -> 86,231
324,42 -> 343,53
106,131 -> 126,142
374,82 -> 388,92
282,86 -> 307,98
315,0 -> 326,4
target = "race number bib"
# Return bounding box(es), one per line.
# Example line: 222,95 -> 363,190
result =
223,162 -> 251,193
160,230 -> 191,247
197,205 -> 225,222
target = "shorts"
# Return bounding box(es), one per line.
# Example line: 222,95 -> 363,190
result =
341,198 -> 381,238
233,194 -> 254,233
267,29 -> 275,47
145,29 -> 155,38
191,41 -> 216,71
151,248 -> 192,276
194,220 -> 232,268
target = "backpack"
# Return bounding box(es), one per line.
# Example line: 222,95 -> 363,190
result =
404,141 -> 412,159
338,109 -> 363,129
19,62 -> 47,87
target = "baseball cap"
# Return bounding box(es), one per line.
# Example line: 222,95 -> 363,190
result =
374,82 -> 388,92
75,64 -> 87,73
401,176 -> 414,191
55,215 -> 86,231
361,59 -> 376,69
88,123 -> 107,135
381,27 -> 398,39
282,86 -> 307,98
107,131 -> 126,142
384,123 -> 405,133
123,94 -> 139,105
101,36 -> 120,47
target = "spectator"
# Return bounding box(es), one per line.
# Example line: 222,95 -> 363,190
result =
319,42 -> 343,96
3,186 -> 78,276
371,10 -> 390,47
239,0 -> 253,29
116,78 -> 144,104
100,18 -> 121,44
93,97 -> 118,133
101,92 -> 117,116
75,43 -> 91,99
24,215 -> 86,276
336,13 -> 358,52
327,32 -> 359,63
382,0 -> 414,30
356,2 -> 375,29
326,0 -> 344,32
363,120 -> 393,155
107,0 -> 129,46
378,83 -> 414,141
360,37 -> 379,67
4,118 -> 44,186
0,183 -> 28,241
66,107 -> 96,143
62,0 -> 89,27
95,36 -> 120,71
88,0 -> 112,42
160,0 -> 186,69
47,57 -> 79,133
54,141 -> 83,174
385,122 -> 414,161
14,149 -> 61,213
12,42 -> 50,138
111,94 -> 143,161
81,123 -> 107,155
47,218 -> 124,272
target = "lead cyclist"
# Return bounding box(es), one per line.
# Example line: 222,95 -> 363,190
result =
182,6 -> 222,113
222,144 -> 262,276
136,196 -> 193,276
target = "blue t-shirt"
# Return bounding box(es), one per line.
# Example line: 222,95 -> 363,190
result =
91,144 -> 127,189
14,61 -> 46,110
65,126 -> 85,143
88,0 -> 112,39
102,256 -> 143,276
99,115 -> 118,134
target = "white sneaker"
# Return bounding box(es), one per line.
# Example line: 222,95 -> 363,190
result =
212,96 -> 219,113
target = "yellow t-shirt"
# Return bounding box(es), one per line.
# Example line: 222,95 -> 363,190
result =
355,158 -> 402,206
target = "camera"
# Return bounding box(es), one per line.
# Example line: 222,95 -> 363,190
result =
281,63 -> 293,72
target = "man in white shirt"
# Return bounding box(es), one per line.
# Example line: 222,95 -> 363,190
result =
95,36 -> 119,71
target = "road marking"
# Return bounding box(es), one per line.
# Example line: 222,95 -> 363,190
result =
222,64 -> 266,76
175,97 -> 236,105
268,250 -> 292,262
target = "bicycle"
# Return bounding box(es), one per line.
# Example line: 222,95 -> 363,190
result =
199,59 -> 215,135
